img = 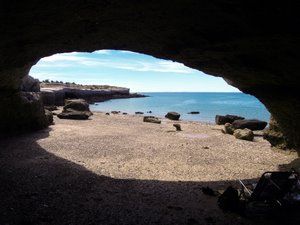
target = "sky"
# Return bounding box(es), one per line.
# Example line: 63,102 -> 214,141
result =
30,50 -> 239,92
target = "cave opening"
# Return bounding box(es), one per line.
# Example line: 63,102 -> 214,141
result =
29,50 -> 270,123
1,1 -> 300,223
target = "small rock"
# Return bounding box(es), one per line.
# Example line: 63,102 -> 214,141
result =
173,123 -> 182,131
218,186 -> 240,212
202,146 -> 209,149
135,111 -> 144,114
147,111 -> 152,113
165,112 -> 180,120
143,116 -> 161,124
222,123 -> 235,134
188,111 -> 200,114
233,128 -> 254,141
105,112 -> 110,115
122,112 -> 128,115
111,111 -> 120,114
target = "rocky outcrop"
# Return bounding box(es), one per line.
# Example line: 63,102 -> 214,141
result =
41,86 -> 145,106
57,99 -> 93,120
233,129 -> 254,141
263,116 -> 292,150
215,115 -> 245,125
45,109 -> 54,125
20,75 -> 40,92
232,119 -> 267,131
0,92 -> 48,137
165,112 -> 180,121
143,116 -> 161,124
1,1 -> 300,149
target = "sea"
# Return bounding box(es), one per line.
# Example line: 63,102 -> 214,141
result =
90,92 -> 270,123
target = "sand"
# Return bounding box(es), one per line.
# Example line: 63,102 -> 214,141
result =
0,112 -> 298,225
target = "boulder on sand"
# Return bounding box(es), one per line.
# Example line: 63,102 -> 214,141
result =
222,123 -> 235,134
57,99 -> 93,120
233,128 -> 254,141
173,123 -> 182,131
111,111 -> 120,114
215,114 -> 245,125
165,112 -> 180,120
143,116 -> 161,124
135,111 -> 144,114
232,119 -> 267,131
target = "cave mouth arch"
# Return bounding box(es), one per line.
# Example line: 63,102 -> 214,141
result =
29,49 -> 270,123
1,0 -> 299,150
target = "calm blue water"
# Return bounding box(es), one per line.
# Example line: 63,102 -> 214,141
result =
90,92 -> 270,123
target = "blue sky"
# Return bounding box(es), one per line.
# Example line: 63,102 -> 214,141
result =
30,50 -> 239,92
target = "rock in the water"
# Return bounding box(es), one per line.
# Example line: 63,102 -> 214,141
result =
143,116 -> 161,124
188,111 -> 200,114
21,75 -> 40,92
173,123 -> 182,131
147,111 -> 152,113
57,99 -> 92,120
233,128 -> 254,141
263,116 -> 291,149
135,111 -> 144,114
45,109 -> 54,125
232,119 -> 267,131
222,123 -> 235,134
215,114 -> 245,125
165,112 -> 180,120
122,112 -> 128,115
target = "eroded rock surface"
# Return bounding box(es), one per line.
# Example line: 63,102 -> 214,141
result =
1,1 -> 300,149
215,115 -> 245,125
57,99 -> 93,120
232,119 -> 267,131
263,116 -> 292,150
233,129 -> 254,141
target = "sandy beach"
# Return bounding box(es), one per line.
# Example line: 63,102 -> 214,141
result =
0,111 -> 298,225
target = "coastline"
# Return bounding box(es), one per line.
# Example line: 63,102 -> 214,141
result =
40,84 -> 147,106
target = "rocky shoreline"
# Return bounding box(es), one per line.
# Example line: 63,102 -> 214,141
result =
41,86 -> 147,106
21,75 -> 146,107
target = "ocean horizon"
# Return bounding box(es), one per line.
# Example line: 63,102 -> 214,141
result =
90,92 -> 270,123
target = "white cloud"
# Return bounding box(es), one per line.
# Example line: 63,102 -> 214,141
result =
37,52 -> 194,74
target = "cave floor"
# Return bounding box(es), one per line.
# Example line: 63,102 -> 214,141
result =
0,112 -> 298,225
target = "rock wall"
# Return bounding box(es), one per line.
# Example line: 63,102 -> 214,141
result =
1,0 -> 300,149
40,87 -> 142,106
